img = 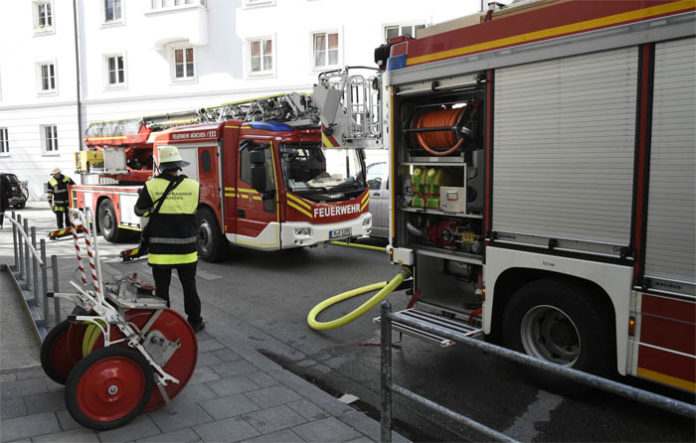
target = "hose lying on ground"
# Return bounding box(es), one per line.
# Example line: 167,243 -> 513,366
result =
328,240 -> 386,252
307,267 -> 411,331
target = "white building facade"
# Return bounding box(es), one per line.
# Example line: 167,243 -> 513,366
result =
0,0 -> 478,200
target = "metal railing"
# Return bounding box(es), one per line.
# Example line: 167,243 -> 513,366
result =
379,301 -> 696,442
6,211 -> 61,340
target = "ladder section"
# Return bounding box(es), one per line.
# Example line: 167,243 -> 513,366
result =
197,92 -> 318,127
313,66 -> 382,149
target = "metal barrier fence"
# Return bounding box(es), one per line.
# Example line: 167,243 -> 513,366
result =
5,211 -> 61,340
379,301 -> 696,443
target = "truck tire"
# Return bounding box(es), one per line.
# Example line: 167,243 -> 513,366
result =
196,207 -> 226,262
502,278 -> 614,391
97,199 -> 125,243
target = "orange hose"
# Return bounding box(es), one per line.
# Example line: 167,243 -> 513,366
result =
415,108 -> 465,156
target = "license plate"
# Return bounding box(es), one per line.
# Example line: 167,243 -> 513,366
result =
329,228 -> 352,239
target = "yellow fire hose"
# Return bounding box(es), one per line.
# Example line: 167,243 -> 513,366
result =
307,267 -> 411,331
328,240 -> 386,253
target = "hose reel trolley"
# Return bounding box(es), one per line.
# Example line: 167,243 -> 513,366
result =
41,208 -> 197,430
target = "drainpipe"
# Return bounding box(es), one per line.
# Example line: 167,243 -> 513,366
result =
72,0 -> 83,186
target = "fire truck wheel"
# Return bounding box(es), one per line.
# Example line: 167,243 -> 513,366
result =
40,320 -> 77,384
196,207 -> 226,262
65,346 -> 153,430
502,279 -> 614,387
98,199 -> 125,243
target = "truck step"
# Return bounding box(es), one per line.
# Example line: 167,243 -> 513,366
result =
375,308 -> 483,348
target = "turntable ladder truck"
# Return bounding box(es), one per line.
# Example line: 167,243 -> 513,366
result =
71,67 -> 383,262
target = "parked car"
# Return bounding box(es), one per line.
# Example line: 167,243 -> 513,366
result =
0,173 -> 27,209
366,161 -> 388,238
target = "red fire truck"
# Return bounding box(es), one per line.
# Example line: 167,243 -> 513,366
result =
70,69 -> 381,262
377,0 -> 695,392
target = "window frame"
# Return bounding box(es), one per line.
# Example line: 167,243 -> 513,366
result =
104,53 -> 127,88
149,0 -> 205,11
383,22 -> 426,42
41,125 -> 59,153
103,0 -> 124,25
170,45 -> 197,83
33,0 -> 55,35
239,142 -> 273,187
36,61 -> 57,95
0,128 -> 9,155
246,36 -> 275,77
311,29 -> 341,70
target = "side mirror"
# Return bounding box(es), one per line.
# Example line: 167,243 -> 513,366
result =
250,150 -> 267,192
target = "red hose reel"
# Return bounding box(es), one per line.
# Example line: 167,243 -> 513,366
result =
413,100 -> 479,156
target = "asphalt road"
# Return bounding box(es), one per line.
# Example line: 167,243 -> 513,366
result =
2,204 -> 695,442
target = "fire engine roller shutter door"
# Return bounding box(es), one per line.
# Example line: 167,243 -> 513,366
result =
644,37 -> 696,292
492,47 -> 638,252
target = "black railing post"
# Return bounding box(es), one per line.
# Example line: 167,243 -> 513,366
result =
41,239 -> 49,327
23,218 -> 30,288
31,227 -> 39,307
12,210 -> 18,270
17,214 -> 24,280
380,301 -> 393,443
51,255 -> 60,324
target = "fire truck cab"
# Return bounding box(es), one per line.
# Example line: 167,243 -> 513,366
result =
152,120 -> 372,261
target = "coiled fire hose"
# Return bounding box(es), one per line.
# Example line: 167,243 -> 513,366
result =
307,267 -> 411,331
415,108 -> 466,156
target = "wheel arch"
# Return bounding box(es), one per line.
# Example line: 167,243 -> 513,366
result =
488,268 -> 616,344
484,246 -> 632,375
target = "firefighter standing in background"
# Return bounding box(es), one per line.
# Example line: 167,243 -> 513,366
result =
47,168 -> 75,229
134,146 -> 205,333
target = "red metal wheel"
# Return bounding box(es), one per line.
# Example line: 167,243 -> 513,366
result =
74,308 -> 198,411
67,322 -> 91,360
65,346 -> 153,430
40,320 -> 76,384
131,309 -> 198,411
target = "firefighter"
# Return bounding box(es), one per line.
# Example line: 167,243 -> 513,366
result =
134,146 -> 205,333
47,168 -> 75,229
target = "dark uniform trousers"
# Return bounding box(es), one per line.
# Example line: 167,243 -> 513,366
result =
152,262 -> 202,325
55,211 -> 70,229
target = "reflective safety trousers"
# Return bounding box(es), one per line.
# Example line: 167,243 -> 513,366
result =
144,176 -> 200,266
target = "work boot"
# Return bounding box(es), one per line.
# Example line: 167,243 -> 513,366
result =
191,320 -> 205,333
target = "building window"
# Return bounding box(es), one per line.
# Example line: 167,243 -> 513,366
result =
106,55 -> 125,86
104,0 -> 122,22
173,47 -> 195,80
384,24 -> 426,41
313,32 -> 339,68
150,0 -> 204,9
42,125 -> 58,152
249,38 -> 273,74
38,63 -> 56,92
0,128 -> 8,154
34,1 -> 53,31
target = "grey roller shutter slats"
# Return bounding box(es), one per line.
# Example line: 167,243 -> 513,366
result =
492,47 -> 638,247
644,38 -> 696,286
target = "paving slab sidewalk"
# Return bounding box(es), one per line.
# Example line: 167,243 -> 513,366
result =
0,272 -> 407,443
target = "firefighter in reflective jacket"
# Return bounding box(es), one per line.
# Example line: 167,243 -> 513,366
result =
134,146 -> 205,333
47,168 -> 75,229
